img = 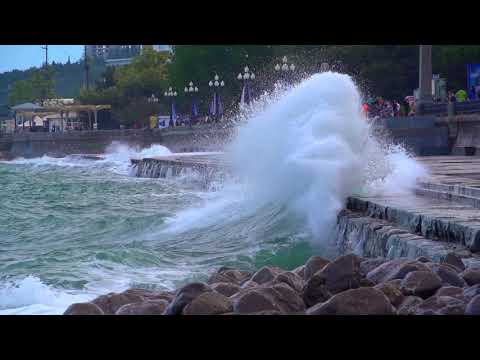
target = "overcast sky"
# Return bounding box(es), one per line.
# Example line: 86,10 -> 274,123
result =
0,45 -> 83,74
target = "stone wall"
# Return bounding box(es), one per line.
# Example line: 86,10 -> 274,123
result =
0,126 -> 233,158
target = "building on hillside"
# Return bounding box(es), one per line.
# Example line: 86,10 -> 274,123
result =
86,45 -> 172,67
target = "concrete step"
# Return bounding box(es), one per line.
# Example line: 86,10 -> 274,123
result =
347,194 -> 480,253
335,209 -> 480,268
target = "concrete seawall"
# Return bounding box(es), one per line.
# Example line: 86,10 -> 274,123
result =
0,125 -> 233,159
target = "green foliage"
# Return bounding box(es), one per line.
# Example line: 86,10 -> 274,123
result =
8,67 -> 56,106
78,47 -> 170,126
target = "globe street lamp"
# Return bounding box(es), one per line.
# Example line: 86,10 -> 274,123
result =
274,55 -> 295,83
164,87 -> 178,127
237,65 -> 255,106
208,74 -> 225,122
184,81 -> 199,127
147,93 -> 159,103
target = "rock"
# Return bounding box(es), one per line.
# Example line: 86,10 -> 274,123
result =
250,266 -> 283,285
163,282 -> 212,315
211,282 -> 241,297
374,282 -> 405,307
461,269 -> 480,286
232,288 -> 280,314
359,278 -> 375,287
426,262 -> 461,274
271,271 -> 305,293
400,271 -> 442,299
302,271 -> 331,307
320,254 -> 363,294
442,253 -> 466,272
397,296 -> 424,315
116,300 -> 169,315
122,288 -> 174,303
182,291 -> 233,315
293,265 -> 306,279
411,296 -> 466,315
92,292 -> 145,315
245,310 -> 283,315
270,283 -> 306,313
366,259 -> 429,284
431,265 -> 467,288
386,279 -> 403,288
464,284 -> 480,300
306,287 -> 395,315
435,286 -> 464,299
241,280 -> 259,289
465,295 -> 480,315
359,258 -> 388,277
232,284 -> 305,314
63,302 -> 104,315
207,268 -> 252,285
304,256 -> 330,280
415,256 -> 431,263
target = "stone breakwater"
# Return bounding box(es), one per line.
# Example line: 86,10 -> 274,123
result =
64,252 -> 480,315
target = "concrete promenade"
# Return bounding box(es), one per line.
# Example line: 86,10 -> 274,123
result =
129,153 -> 480,267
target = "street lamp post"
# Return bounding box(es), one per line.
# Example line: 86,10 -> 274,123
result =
208,74 -> 225,122
237,65 -> 255,107
274,55 -> 295,84
184,81 -> 199,127
164,87 -> 178,127
147,94 -> 159,129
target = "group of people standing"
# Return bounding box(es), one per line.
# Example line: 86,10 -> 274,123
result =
362,98 -> 403,119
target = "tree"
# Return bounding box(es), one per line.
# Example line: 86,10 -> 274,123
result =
8,79 -> 35,106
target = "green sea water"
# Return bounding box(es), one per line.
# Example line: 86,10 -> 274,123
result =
0,149 -> 314,314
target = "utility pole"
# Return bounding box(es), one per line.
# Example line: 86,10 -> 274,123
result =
84,45 -> 90,90
41,45 -> 48,66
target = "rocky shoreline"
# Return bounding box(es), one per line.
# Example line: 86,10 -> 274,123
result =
64,253 -> 480,315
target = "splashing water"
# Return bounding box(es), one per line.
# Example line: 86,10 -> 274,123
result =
0,72 -> 427,314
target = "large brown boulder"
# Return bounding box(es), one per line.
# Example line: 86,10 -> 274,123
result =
293,265 -> 306,279
374,282 -> 405,307
122,288 -> 174,303
211,282 -> 241,297
232,288 -> 280,314
359,258 -> 388,277
63,302 -> 104,315
442,253 -> 466,272
435,286 -> 464,299
319,254 -> 363,294
270,271 -> 305,293
461,269 -> 480,286
232,283 -> 305,314
465,295 -> 480,315
241,280 -> 259,289
396,296 -> 424,315
411,296 -> 466,315
163,282 -> 212,315
306,287 -> 395,315
430,265 -> 467,288
400,271 -> 442,299
182,292 -> 233,315
301,271 -> 331,307
116,300 -> 169,315
464,284 -> 480,300
366,259 -> 429,284
250,266 -> 283,285
304,256 -> 330,280
92,292 -> 145,315
207,268 -> 252,285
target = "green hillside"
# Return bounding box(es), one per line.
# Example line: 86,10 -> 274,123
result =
0,58 -> 106,106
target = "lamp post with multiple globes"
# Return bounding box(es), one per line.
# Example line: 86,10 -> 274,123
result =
208,74 -> 225,122
184,81 -> 199,127
237,66 -> 255,106
164,87 -> 178,127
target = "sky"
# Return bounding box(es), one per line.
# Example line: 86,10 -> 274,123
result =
0,45 -> 84,74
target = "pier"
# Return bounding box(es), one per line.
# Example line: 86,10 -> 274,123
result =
130,153 -> 480,267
